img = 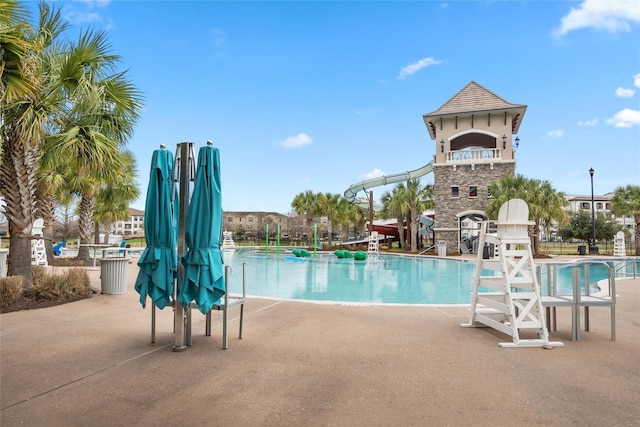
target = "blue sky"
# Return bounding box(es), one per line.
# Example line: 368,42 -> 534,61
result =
30,1 -> 640,214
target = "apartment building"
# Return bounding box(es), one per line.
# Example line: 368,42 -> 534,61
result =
545,193 -> 636,242
223,211 -> 291,239
111,208 -> 145,237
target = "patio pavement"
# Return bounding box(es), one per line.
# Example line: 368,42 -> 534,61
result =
1,259 -> 639,426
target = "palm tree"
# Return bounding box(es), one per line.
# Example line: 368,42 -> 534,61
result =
610,184 -> 640,255
317,192 -> 347,247
292,190 -> 320,242
532,181 -> 568,253
42,29 -> 142,260
2,1 -> 141,278
93,150 -> 140,244
487,175 -> 567,256
403,180 -> 434,252
344,202 -> 367,240
1,1 -> 68,284
36,167 -> 67,261
381,184 -> 409,249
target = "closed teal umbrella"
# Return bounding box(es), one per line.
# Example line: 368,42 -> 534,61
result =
178,144 -> 225,313
134,148 -> 178,309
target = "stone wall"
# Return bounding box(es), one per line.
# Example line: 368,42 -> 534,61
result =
433,162 -> 514,253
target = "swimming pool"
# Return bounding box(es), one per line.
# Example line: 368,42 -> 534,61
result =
222,249 -> 622,305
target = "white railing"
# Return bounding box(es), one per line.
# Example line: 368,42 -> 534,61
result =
446,148 -> 502,164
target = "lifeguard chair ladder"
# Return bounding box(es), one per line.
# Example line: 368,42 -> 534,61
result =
31,218 -> 48,266
613,231 -> 626,257
367,231 -> 381,261
461,199 -> 563,348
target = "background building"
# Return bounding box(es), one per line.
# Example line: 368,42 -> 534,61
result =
111,208 -> 145,237
223,211 -> 290,240
553,193 -> 636,243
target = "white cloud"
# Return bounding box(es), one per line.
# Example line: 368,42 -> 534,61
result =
211,28 -> 226,47
578,118 -> 599,126
634,73 -> 640,88
76,0 -> 111,8
65,10 -> 104,25
554,0 -> 640,37
547,130 -> 564,138
363,168 -> 385,180
398,57 -> 443,80
276,133 -> 313,149
606,108 -> 640,127
616,87 -> 636,97
64,1 -> 112,28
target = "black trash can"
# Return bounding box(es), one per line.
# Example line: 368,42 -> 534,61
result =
577,245 -> 586,256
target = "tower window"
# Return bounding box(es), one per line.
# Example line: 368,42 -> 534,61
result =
469,186 -> 478,198
451,186 -> 459,198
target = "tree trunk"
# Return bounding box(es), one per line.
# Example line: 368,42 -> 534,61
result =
0,131 -> 38,286
410,210 -> 419,253
38,188 -> 56,262
306,215 -> 314,247
102,222 -> 113,245
396,216 -> 405,249
94,220 -> 101,244
531,222 -> 541,256
411,220 -> 418,252
77,194 -> 95,260
7,221 -> 34,286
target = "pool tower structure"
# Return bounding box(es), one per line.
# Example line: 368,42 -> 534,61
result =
345,81 -> 527,254
425,81 -> 526,254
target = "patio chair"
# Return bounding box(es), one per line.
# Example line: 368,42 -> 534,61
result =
540,263 -> 616,341
151,264 -> 246,349
538,264 -> 578,341
203,267 -> 246,349
573,265 -> 616,341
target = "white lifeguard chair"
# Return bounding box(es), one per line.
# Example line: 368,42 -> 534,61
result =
222,230 -> 236,250
367,231 -> 380,261
31,218 -> 48,266
461,199 -> 563,348
613,231 -> 626,257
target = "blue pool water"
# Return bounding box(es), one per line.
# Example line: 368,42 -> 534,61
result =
221,249 -> 620,305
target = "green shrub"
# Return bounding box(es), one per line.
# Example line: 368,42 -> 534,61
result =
0,276 -> 24,308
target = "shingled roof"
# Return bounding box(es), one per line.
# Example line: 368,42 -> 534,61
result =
422,81 -> 527,139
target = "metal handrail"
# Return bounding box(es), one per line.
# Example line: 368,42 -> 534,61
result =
418,245 -> 435,255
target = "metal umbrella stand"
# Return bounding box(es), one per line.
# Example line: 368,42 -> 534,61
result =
173,142 -> 197,351
143,141 -> 235,352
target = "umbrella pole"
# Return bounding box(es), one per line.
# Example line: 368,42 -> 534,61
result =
173,142 -> 194,352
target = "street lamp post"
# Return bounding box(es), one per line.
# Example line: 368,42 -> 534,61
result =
589,168 -> 599,254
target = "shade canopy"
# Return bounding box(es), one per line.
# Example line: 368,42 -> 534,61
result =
134,148 -> 178,309
178,145 -> 225,313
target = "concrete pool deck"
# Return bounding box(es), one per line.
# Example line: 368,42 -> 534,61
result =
1,258 -> 639,426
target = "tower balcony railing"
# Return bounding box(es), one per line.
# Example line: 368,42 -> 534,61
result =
445,148 -> 506,164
